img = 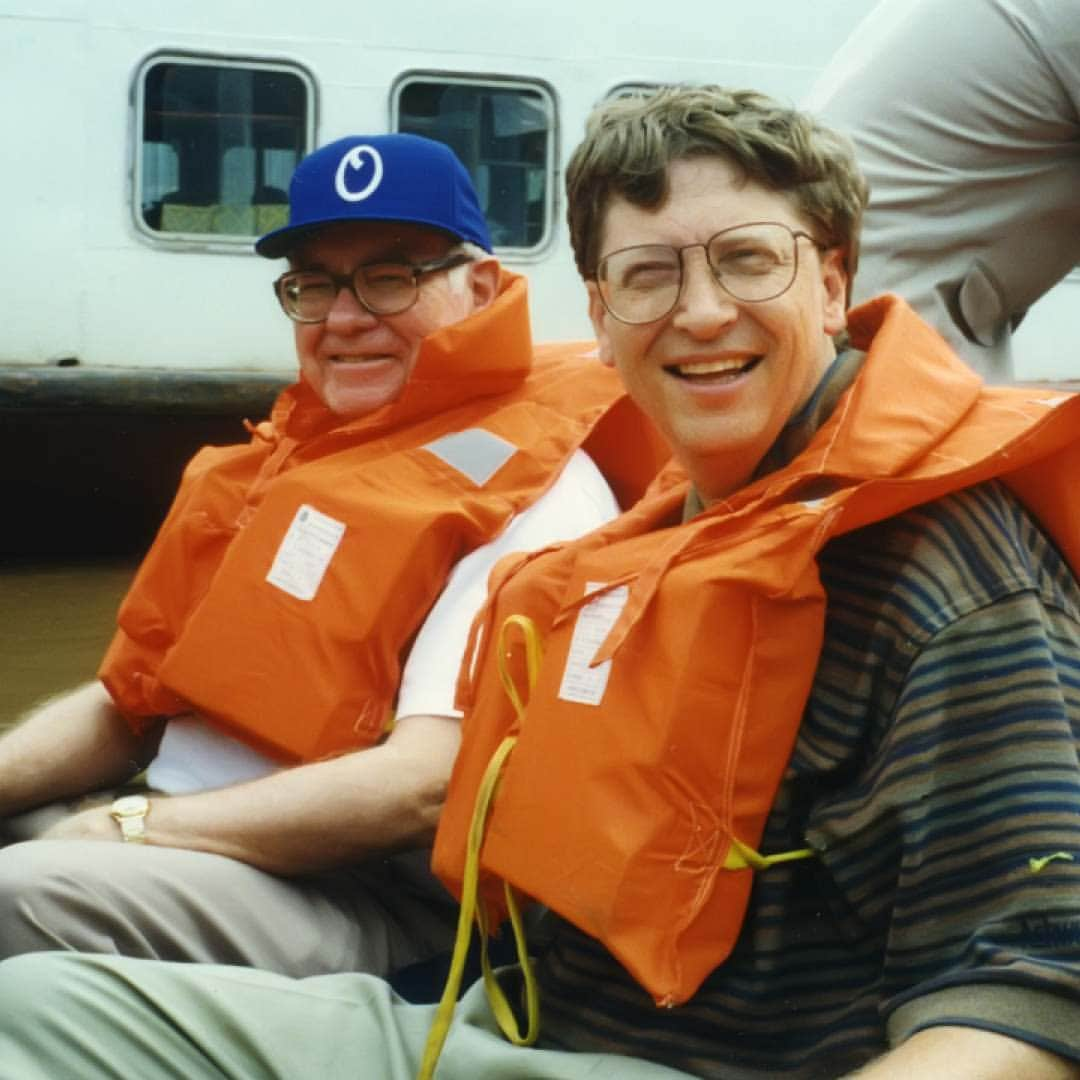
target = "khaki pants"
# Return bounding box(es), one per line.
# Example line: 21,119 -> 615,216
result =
0,838 -> 457,978
0,952 -> 695,1079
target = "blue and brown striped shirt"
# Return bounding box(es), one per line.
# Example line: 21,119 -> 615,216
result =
533,361 -> 1080,1077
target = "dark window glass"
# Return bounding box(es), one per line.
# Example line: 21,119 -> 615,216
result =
138,59 -> 310,239
397,79 -> 553,251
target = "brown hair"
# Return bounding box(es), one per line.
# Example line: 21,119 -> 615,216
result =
565,85 -> 869,292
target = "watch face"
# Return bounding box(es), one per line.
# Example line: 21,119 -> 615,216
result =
112,795 -> 148,816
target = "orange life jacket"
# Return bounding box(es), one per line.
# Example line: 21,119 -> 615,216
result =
99,272 -> 668,763
432,294 -> 1080,1007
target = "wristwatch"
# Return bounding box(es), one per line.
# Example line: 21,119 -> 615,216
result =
110,794 -> 150,843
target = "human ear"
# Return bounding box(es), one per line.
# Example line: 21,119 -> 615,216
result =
586,282 -> 616,367
467,257 -> 500,311
820,247 -> 849,337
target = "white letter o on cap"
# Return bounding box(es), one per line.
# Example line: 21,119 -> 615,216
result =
334,145 -> 383,202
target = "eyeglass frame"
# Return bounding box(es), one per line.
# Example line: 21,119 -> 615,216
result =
591,221 -> 825,326
272,251 -> 474,323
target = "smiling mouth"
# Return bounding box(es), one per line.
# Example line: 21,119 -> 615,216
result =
329,355 -> 393,365
667,356 -> 762,381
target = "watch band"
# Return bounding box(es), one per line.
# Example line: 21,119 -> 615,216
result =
109,794 -> 150,843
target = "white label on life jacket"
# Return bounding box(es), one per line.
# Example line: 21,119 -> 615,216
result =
557,582 -> 629,706
265,504 -> 346,602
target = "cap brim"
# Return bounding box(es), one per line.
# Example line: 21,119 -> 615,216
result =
254,221 -> 324,259
256,214 -> 490,260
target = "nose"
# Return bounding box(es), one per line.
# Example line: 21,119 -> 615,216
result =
670,247 -> 739,338
325,282 -> 379,331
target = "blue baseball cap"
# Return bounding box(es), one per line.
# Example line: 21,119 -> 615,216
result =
256,133 -> 493,258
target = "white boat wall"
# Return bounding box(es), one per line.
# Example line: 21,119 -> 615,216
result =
2,0 -> 1076,553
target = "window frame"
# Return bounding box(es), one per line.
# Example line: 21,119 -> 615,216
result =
130,50 -> 316,252
606,82 -> 665,100
390,70 -> 559,262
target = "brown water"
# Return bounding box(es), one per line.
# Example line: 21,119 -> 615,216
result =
0,559 -> 137,730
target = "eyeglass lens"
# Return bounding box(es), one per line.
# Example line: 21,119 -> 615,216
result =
278,263 -> 424,322
597,222 -> 804,324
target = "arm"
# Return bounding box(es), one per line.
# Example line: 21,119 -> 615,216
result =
806,490 -> 1080,1074
44,712 -> 459,875
0,681 -> 162,818
806,0 -> 1080,380
847,1026 -> 1080,1080
833,591 -> 1080,1074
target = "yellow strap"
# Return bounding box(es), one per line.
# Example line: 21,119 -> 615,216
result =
723,836 -> 816,871
416,616 -> 543,1080
497,613 -> 544,718
478,880 -> 541,1045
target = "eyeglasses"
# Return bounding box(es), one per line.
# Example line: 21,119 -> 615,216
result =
594,222 -> 821,325
272,251 -> 473,323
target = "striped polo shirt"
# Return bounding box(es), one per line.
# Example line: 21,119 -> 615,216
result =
531,360 -> 1080,1077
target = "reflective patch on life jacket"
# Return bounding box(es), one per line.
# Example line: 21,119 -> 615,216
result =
421,428 -> 518,486
265,503 -> 346,602
557,582 -> 629,706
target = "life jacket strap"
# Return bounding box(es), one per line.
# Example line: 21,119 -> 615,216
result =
417,617 -> 543,1079
723,836 -> 816,871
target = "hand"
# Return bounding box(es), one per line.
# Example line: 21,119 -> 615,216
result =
39,804 -> 121,843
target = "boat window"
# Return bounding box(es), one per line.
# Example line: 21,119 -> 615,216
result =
134,55 -> 314,246
393,75 -> 556,256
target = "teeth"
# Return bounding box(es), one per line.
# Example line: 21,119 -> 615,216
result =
675,358 -> 752,376
331,355 -> 386,364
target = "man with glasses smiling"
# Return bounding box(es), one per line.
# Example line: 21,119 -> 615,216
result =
3,88 -> 1080,1080
0,133 -> 661,984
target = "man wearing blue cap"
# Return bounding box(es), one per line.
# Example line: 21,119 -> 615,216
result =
0,134 -> 660,980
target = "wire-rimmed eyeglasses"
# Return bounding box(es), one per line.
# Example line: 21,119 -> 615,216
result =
273,251 -> 473,323
593,221 -> 822,325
